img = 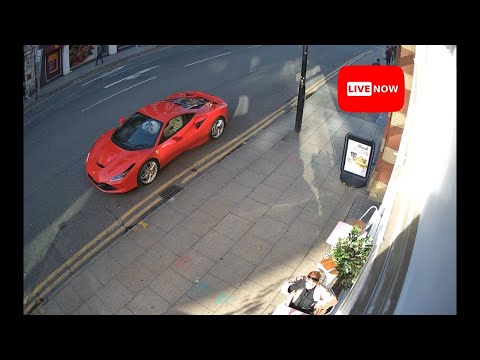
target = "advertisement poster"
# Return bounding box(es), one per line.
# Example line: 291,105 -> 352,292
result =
69,45 -> 94,69
47,52 -> 59,76
343,139 -> 372,177
45,49 -> 61,81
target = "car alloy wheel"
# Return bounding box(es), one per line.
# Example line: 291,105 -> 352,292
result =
210,118 -> 225,139
138,159 -> 158,185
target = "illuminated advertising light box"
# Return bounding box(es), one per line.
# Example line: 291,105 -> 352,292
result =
340,133 -> 375,188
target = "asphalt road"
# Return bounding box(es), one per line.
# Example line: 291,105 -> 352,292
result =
23,45 -> 378,297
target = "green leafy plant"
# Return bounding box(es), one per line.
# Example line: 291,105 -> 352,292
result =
328,225 -> 373,288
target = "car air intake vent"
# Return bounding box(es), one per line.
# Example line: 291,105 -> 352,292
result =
172,97 -> 207,109
160,184 -> 183,201
97,162 -> 105,168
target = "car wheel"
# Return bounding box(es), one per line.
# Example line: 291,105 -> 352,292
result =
137,159 -> 159,186
209,117 -> 225,140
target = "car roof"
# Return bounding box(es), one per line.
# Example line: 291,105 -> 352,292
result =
139,96 -> 207,122
138,100 -> 187,122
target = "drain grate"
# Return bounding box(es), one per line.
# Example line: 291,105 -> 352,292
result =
160,184 -> 183,201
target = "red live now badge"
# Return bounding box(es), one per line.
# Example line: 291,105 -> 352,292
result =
338,65 -> 405,112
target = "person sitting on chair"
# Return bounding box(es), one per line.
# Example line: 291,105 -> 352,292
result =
280,270 -> 337,315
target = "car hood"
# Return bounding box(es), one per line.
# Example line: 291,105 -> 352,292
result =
89,129 -> 149,176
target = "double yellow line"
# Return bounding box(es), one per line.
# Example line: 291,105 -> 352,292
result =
24,50 -> 371,314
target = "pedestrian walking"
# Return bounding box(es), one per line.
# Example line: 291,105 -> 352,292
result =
95,45 -> 104,65
391,46 -> 397,64
385,47 -> 392,65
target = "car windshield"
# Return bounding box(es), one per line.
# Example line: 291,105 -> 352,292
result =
112,113 -> 163,150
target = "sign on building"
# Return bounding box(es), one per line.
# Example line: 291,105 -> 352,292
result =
340,133 -> 375,188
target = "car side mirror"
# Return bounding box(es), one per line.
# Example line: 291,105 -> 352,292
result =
119,117 -> 126,125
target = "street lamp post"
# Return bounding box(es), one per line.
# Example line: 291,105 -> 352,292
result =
295,45 -> 308,133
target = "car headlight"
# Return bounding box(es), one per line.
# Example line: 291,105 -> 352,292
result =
86,152 -> 90,163
110,164 -> 135,182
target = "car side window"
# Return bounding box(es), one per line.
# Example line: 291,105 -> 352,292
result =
164,116 -> 183,138
160,113 -> 195,143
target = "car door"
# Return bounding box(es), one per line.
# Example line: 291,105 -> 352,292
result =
157,113 -> 195,166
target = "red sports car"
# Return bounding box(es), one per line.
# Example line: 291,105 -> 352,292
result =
86,91 -> 228,193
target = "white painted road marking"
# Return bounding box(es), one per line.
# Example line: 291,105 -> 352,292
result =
104,66 -> 159,88
184,52 -> 232,67
183,45 -> 203,52
81,66 -> 125,86
248,45 -> 262,48
82,76 -> 157,112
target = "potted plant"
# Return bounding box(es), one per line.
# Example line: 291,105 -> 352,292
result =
328,225 -> 373,289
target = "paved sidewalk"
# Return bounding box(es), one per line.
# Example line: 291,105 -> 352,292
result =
24,45 -> 171,113
30,48 -> 384,315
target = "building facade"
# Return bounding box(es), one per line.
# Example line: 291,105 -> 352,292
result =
23,45 -> 129,98
337,45 -> 456,314
368,45 -> 416,202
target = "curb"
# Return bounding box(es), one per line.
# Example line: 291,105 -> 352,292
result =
24,45 -> 174,113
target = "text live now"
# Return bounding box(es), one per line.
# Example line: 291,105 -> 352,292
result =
338,66 -> 405,112
347,82 -> 399,96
